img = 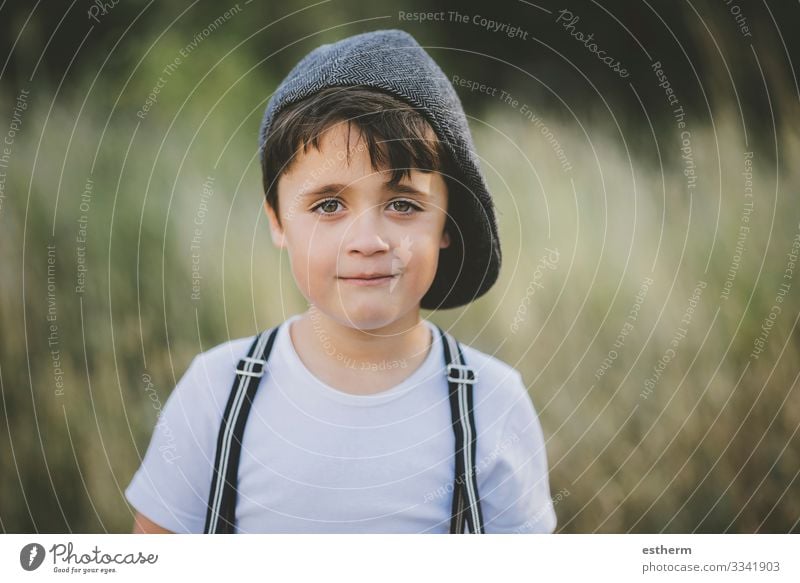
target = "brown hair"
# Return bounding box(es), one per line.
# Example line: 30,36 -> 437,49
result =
260,86 -> 457,226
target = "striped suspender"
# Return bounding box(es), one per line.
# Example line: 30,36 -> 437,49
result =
437,326 -> 485,534
203,322 -> 484,534
204,326 -> 280,534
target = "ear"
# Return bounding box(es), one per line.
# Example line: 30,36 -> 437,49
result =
264,199 -> 287,248
440,227 -> 451,249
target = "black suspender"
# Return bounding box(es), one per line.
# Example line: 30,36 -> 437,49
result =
439,326 -> 485,534
203,322 -> 484,534
203,326 -> 280,534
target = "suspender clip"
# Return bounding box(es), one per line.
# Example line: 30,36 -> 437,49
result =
236,356 -> 267,378
447,363 -> 477,385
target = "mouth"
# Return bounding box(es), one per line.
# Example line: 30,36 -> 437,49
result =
337,274 -> 399,286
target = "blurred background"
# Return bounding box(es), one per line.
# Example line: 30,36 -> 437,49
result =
1,0 -> 798,533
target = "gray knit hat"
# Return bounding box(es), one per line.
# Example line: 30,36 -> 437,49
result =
258,29 -> 501,310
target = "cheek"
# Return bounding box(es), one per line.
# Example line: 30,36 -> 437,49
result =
403,230 -> 443,280
286,223 -> 336,293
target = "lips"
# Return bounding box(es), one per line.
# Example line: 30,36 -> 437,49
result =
339,273 -> 396,280
337,272 -> 399,287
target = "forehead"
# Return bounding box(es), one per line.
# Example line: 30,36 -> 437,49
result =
278,123 -> 441,187
295,124 -> 374,175
289,121 -> 441,171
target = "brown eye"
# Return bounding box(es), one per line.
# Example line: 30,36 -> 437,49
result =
390,200 -> 420,214
314,199 -> 342,214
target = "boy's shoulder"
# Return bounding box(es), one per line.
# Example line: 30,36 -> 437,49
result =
194,333 -> 258,367
189,332 -> 259,379
457,341 -> 529,405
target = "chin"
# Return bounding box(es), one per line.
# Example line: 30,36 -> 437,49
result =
343,311 -> 397,332
328,302 -> 405,332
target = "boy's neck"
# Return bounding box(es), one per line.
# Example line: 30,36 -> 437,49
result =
289,306 -> 432,394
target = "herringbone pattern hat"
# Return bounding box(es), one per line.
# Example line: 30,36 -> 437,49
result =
258,29 -> 501,310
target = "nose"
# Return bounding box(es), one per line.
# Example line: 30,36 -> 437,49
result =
342,206 -> 390,256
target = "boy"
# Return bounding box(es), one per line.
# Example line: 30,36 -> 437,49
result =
126,29 -> 557,534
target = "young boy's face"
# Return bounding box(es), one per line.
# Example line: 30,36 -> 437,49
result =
265,123 -> 451,331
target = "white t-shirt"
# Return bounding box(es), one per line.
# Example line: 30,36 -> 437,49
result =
125,314 -> 557,533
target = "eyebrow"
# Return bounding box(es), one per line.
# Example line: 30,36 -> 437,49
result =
300,182 -> 429,198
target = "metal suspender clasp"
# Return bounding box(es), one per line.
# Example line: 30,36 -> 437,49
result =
235,356 -> 267,378
447,363 -> 477,385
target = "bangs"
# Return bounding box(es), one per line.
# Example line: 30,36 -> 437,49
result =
261,86 -> 452,214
